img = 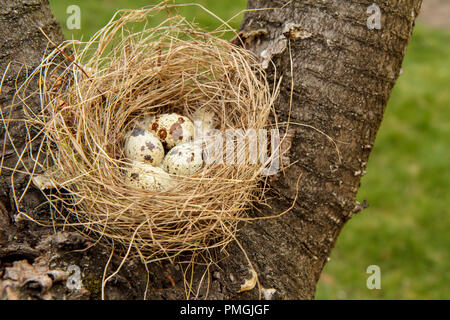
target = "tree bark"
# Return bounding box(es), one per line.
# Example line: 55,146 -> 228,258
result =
0,0 -> 422,299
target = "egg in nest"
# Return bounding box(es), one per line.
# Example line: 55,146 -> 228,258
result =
124,128 -> 164,166
125,161 -> 177,191
150,113 -> 194,149
163,141 -> 203,176
192,108 -> 217,132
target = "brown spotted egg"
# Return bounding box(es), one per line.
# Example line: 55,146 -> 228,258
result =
192,108 -> 217,131
124,128 -> 164,166
149,113 -> 194,149
163,141 -> 203,176
125,161 -> 177,191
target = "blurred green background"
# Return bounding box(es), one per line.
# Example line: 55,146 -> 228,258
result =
48,0 -> 450,299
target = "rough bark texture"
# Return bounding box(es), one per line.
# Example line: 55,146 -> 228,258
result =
0,0 -> 62,206
0,0 -> 421,299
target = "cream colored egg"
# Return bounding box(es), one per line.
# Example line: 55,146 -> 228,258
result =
136,115 -> 155,128
192,108 -> 217,131
125,161 -> 177,191
150,113 -> 194,149
124,128 -> 164,166
163,142 -> 203,176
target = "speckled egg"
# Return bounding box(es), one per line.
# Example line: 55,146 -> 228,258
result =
192,108 -> 217,131
149,113 -> 194,149
124,128 -> 164,166
135,115 -> 155,128
163,142 -> 203,176
125,161 -> 177,191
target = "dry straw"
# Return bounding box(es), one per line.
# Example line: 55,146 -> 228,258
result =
4,4 -> 280,266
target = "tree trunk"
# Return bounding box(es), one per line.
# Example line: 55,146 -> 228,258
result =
0,0 -> 422,299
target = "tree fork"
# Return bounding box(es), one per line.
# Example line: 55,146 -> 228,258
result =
0,0 -> 422,299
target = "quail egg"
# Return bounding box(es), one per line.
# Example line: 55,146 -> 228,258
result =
124,128 -> 164,166
192,108 -> 217,131
125,161 -> 177,191
135,115 -> 155,128
149,113 -> 194,148
163,141 -> 203,176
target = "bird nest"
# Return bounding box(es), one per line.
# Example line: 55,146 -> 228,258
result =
8,6 -> 279,265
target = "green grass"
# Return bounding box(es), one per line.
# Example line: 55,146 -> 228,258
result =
315,25 -> 450,300
48,1 -> 450,300
49,0 -> 246,41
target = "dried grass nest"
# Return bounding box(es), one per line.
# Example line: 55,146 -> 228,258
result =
11,6 -> 280,264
